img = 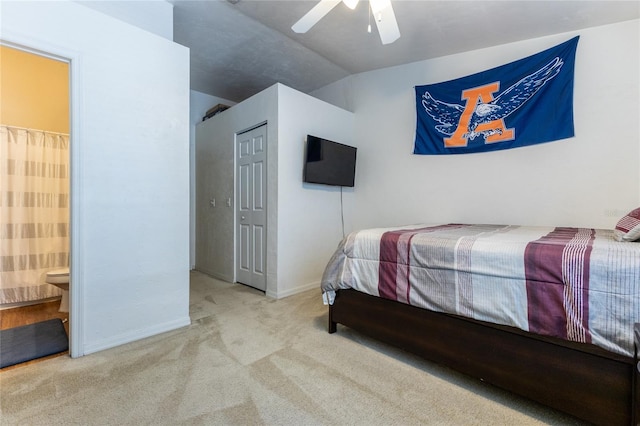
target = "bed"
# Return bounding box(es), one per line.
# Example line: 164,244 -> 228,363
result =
321,222 -> 640,425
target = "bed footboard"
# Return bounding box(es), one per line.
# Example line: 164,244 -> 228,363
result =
329,289 -> 636,426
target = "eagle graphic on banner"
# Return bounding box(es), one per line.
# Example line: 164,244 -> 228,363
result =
422,57 -> 563,141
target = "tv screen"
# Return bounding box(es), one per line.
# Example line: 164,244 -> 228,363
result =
303,135 -> 357,187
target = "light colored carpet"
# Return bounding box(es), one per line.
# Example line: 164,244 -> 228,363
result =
0,271 -> 585,425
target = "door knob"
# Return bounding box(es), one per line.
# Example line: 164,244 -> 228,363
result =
241,215 -> 246,220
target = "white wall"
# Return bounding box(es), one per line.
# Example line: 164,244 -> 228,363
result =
195,85 -> 278,289
190,90 -> 235,269
1,0 -> 191,355
277,85 -> 355,296
194,83 -> 354,298
75,0 -> 174,40
312,20 -> 639,230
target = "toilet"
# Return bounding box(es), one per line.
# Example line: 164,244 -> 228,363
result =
46,268 -> 70,312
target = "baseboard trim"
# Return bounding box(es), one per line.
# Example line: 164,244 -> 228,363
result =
82,316 -> 191,355
269,280 -> 320,299
193,267 -> 232,283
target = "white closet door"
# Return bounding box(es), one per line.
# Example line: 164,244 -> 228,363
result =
236,124 -> 267,291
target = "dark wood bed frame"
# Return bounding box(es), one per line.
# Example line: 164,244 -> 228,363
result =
328,288 -> 639,426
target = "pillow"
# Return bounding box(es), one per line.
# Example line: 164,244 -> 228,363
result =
614,207 -> 640,242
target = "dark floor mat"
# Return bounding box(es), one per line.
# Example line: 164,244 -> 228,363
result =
0,319 -> 68,368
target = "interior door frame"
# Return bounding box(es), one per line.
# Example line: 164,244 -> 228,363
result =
234,122 -> 267,288
1,35 -> 84,358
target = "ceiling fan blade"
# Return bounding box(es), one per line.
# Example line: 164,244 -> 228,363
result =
292,0 -> 341,33
373,1 -> 400,45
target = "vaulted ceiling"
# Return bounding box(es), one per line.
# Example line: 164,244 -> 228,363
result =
171,1 -> 639,102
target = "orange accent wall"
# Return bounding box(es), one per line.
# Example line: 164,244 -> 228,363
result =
0,45 -> 69,133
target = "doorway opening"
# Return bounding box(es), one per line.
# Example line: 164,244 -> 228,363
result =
0,44 -> 74,364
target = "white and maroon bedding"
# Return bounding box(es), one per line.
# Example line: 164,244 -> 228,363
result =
321,224 -> 640,357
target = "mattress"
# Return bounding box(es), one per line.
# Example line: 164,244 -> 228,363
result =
321,224 -> 640,357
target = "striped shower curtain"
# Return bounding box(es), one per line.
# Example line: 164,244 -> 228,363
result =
0,125 -> 69,304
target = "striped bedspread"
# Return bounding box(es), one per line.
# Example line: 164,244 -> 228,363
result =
321,224 -> 640,357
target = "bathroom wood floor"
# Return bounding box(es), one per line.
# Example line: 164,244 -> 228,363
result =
0,300 -> 69,370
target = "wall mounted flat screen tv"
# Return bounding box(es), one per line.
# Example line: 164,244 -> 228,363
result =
303,135 -> 357,187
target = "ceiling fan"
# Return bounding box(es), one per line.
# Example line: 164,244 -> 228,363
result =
291,0 -> 400,45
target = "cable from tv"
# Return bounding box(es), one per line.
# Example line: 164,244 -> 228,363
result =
340,186 -> 345,239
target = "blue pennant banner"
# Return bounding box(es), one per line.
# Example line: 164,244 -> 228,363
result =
414,37 -> 579,155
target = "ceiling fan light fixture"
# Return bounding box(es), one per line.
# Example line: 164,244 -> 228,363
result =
292,0 -> 399,45
369,0 -> 391,15
342,0 -> 359,10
